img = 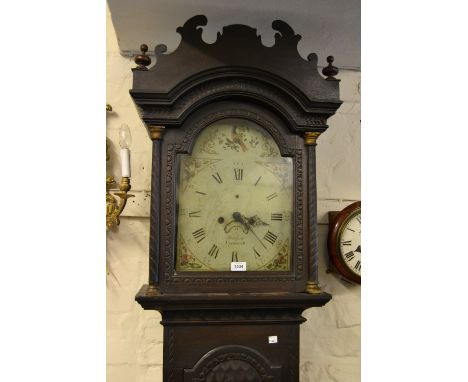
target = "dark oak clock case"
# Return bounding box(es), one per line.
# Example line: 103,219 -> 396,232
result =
130,15 -> 342,382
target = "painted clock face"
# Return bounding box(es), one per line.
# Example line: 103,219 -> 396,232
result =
175,118 -> 293,272
338,210 -> 361,276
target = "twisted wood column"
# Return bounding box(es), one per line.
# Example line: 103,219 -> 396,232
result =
304,132 -> 322,294
146,126 -> 165,296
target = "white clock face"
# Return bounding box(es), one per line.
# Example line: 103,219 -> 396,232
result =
175,118 -> 293,272
338,211 -> 361,276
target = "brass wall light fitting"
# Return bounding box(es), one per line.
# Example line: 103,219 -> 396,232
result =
106,173 -> 133,230
106,104 -> 134,230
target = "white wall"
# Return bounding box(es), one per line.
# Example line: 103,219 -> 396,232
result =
108,0 -> 360,70
106,6 -> 360,381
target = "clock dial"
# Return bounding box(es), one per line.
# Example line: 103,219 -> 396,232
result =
338,211 -> 361,276
175,118 -> 293,272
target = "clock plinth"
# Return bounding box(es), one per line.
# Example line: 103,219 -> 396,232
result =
130,15 -> 342,382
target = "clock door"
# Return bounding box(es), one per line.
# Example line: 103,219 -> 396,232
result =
175,118 -> 293,273
158,101 -> 308,293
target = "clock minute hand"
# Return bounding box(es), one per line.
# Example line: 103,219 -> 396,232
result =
242,215 -> 268,249
247,224 -> 267,249
232,212 -> 267,249
243,214 -> 269,249
246,214 -> 269,227
354,245 -> 361,253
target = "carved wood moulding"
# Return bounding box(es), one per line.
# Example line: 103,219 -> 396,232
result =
135,285 -> 331,311
184,345 -> 281,382
130,15 -> 342,131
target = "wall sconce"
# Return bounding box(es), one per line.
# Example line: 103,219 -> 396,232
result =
106,110 -> 134,230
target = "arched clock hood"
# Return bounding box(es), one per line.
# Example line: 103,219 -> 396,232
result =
130,15 -> 342,132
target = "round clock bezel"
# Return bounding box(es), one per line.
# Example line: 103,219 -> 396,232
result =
327,201 -> 361,284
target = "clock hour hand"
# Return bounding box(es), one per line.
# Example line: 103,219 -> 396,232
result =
225,212 -> 249,234
232,212 -> 247,226
232,212 -> 241,220
354,245 -> 361,253
230,211 -> 250,232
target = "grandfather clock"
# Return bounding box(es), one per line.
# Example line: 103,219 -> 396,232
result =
131,15 -> 342,382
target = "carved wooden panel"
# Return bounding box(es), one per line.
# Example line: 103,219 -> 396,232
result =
159,315 -> 305,382
183,345 -> 281,382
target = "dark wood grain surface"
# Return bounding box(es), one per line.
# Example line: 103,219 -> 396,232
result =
130,15 -> 342,382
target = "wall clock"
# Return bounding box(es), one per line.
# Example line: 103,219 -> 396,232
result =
327,201 -> 361,284
130,15 -> 343,381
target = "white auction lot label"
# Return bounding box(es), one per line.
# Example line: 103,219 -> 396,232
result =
268,336 -> 278,344
231,262 -> 247,271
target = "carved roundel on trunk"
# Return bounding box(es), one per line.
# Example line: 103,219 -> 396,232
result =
184,345 -> 281,382
199,358 -> 263,382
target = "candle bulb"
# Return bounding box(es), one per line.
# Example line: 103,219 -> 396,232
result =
119,124 -> 132,178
